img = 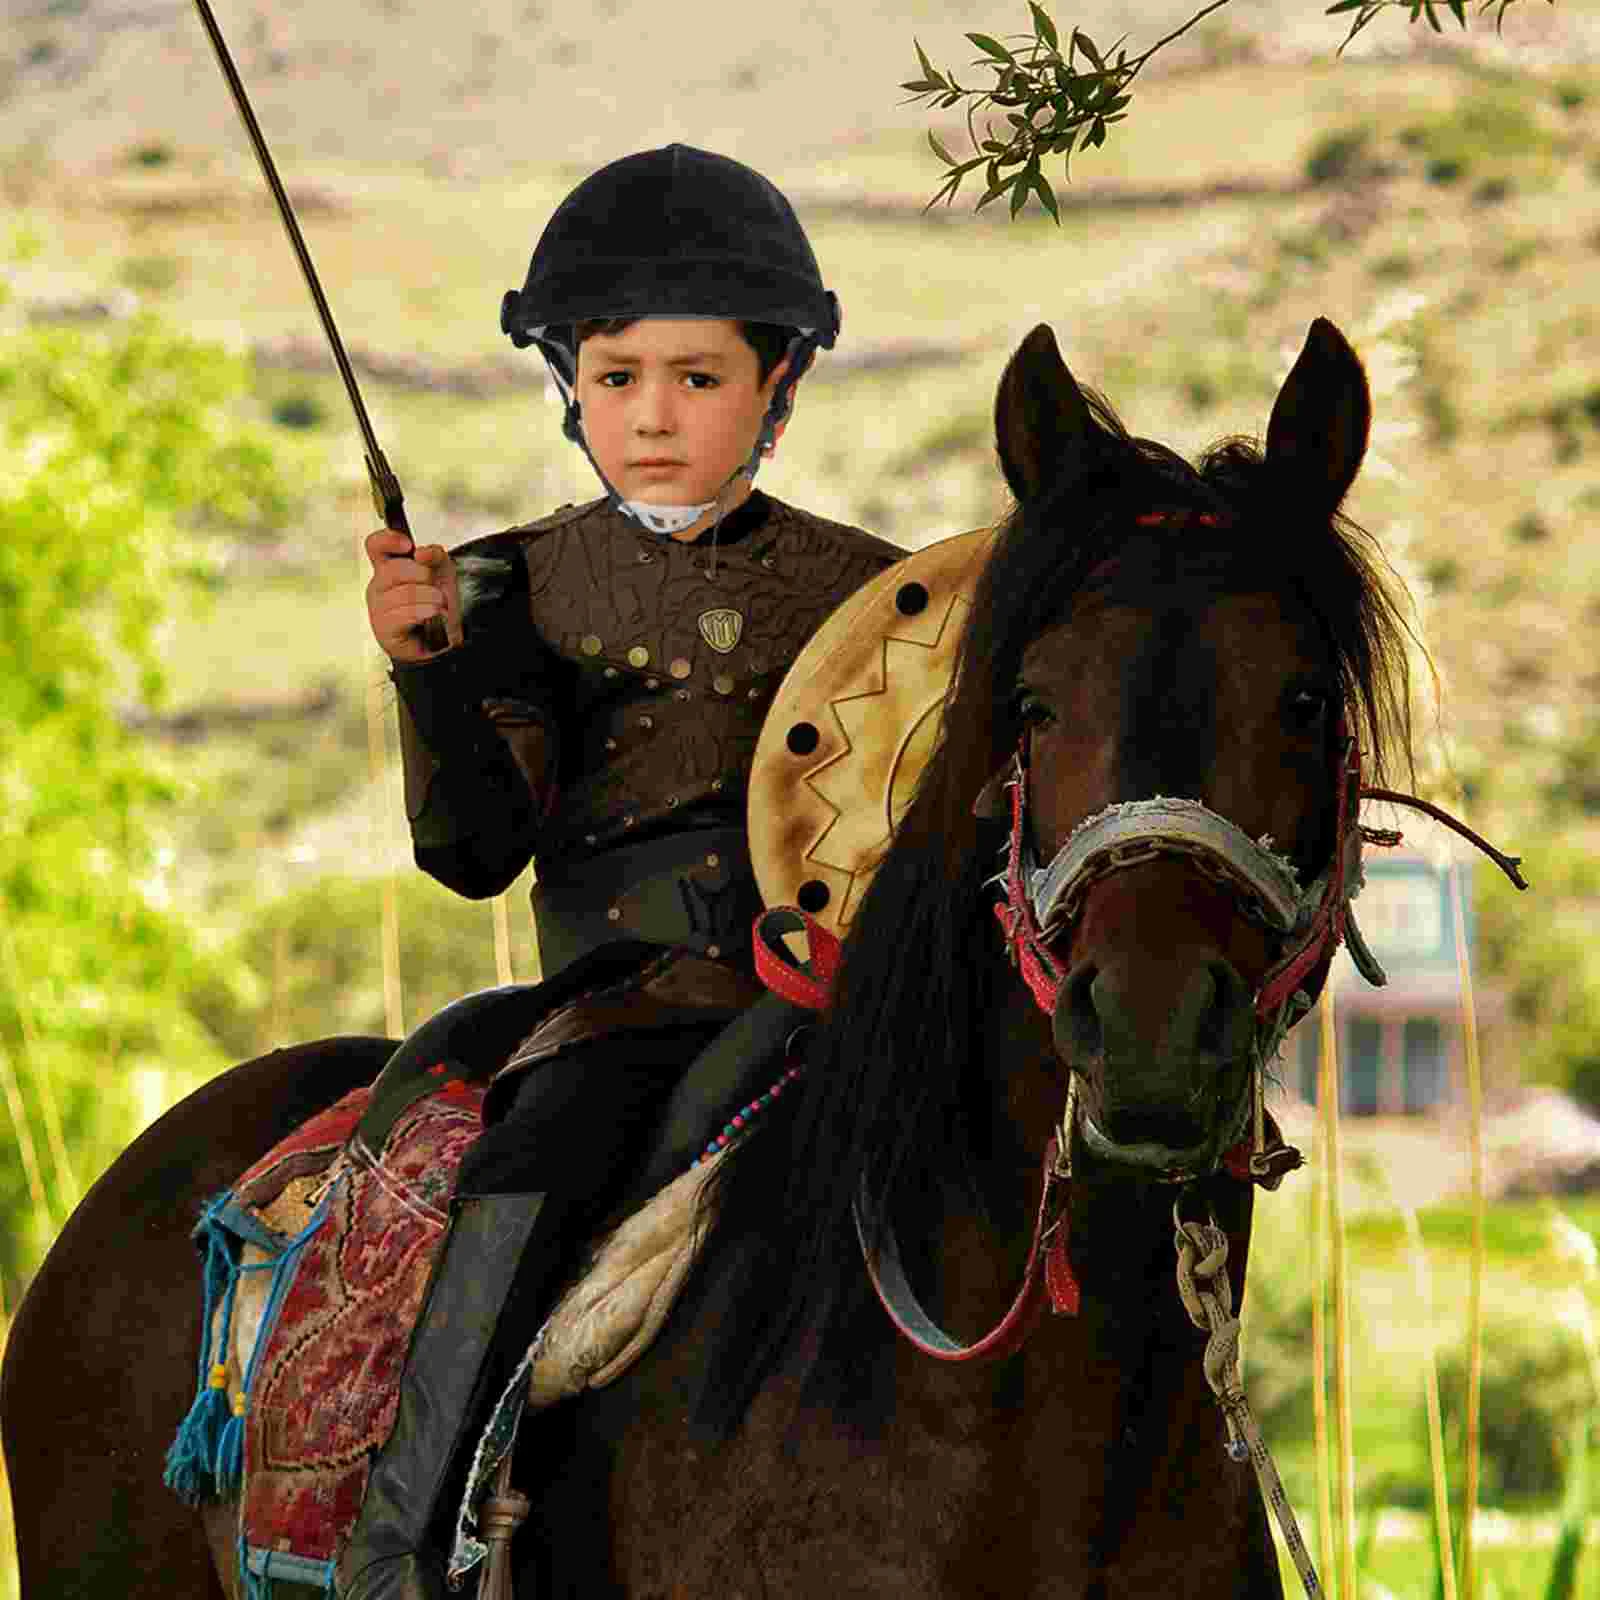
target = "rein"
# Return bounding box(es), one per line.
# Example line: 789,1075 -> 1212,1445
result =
750,726 -> 1523,1600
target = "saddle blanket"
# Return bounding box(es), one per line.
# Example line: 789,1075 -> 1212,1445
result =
165,1071 -> 485,1592
166,1070 -> 725,1596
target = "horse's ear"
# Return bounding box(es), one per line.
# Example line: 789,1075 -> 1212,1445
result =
994,324 -> 1101,505
1265,318 -> 1371,516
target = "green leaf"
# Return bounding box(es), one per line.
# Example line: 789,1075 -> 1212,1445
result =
1075,29 -> 1104,69
927,128 -> 957,166
1324,0 -> 1368,13
975,171 -> 1023,210
967,32 -> 1013,62
915,37 -> 936,80
1086,118 -> 1107,148
1028,1 -> 1060,50
1448,0 -> 1467,22
1033,171 -> 1061,223
1010,177 -> 1031,218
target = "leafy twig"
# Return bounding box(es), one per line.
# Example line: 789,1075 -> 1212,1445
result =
903,0 -> 1548,219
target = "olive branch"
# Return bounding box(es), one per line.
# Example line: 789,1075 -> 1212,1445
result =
903,0 -> 1551,221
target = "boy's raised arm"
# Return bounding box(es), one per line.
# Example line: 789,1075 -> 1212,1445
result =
367,529 -> 558,898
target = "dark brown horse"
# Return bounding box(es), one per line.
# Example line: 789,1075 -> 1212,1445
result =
2,317 -> 1415,1598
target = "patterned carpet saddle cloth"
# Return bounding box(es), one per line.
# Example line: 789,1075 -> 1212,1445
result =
164,1068 -> 724,1596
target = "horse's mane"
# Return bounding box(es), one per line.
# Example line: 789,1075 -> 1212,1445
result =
688,385 -> 1416,1437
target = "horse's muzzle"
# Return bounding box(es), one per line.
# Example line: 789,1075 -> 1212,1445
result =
1052,955 -> 1257,1174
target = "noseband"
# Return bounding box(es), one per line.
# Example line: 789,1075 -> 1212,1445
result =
990,717 -> 1369,1184
990,708 -> 1527,1184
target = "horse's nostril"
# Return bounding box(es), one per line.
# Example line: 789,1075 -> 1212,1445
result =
1053,962 -> 1102,1062
1195,971 -> 1227,1055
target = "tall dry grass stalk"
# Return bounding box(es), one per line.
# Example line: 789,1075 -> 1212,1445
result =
357,529 -> 405,1040
1310,1092 -> 1336,1589
0,1041 -> 50,1226
1400,1204 -> 1458,1600
0,921 -> 79,1211
1318,987 -> 1356,1599
492,892 -> 515,986
1449,862 -> 1485,1600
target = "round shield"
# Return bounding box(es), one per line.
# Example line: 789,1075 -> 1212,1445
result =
748,526 -> 996,936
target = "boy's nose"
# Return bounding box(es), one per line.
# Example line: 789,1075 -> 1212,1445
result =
632,379 -> 675,432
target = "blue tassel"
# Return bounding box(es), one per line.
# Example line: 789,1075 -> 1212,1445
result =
164,1193 -> 242,1505
240,1531 -> 265,1600
214,1392 -> 246,1499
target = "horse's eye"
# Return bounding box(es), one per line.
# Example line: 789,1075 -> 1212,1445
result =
1013,689 -> 1055,729
1285,687 -> 1329,734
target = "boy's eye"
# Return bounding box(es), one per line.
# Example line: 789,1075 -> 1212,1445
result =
599,371 -> 631,387
684,372 -> 719,390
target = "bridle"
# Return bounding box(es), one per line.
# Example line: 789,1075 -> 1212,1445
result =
752,505 -> 1527,1363
989,714 -> 1373,1188
755,714 -> 1525,1368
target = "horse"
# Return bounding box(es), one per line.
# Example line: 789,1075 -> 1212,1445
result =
3,315 -> 1421,1598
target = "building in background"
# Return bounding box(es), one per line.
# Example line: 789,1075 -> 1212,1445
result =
1286,824 -> 1499,1116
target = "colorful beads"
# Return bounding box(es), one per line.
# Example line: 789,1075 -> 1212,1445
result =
691,1065 -> 803,1167
207,1363 -> 229,1390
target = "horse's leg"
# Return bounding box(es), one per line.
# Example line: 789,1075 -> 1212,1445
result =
0,1037 -> 391,1600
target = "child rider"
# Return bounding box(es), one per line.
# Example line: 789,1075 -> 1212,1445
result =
338,144 -> 904,1598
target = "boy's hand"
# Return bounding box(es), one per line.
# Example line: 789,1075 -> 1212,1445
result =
365,530 -> 464,662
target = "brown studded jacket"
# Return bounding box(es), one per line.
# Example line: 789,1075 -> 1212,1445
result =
391,490 -> 901,985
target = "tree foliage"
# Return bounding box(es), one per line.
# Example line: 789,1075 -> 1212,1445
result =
902,0 -> 1552,218
0,248 -> 290,1300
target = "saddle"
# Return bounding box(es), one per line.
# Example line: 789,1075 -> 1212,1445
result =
165,983 -> 806,1595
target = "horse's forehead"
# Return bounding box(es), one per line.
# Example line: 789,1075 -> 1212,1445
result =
1022,589 -> 1327,681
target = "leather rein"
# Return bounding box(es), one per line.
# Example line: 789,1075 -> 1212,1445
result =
753,723 -> 1526,1368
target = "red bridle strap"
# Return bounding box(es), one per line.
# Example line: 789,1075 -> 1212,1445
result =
855,1138 -> 1078,1363
993,745 -> 1066,1013
1253,724 -> 1358,1018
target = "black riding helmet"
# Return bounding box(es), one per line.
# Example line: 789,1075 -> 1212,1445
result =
500,145 -> 840,530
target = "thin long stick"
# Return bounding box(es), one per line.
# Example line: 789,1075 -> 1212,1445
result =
358,530 -> 405,1040
1449,863 -> 1484,1600
1318,989 -> 1356,1600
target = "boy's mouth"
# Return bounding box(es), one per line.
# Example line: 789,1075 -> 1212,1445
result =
629,458 -> 687,469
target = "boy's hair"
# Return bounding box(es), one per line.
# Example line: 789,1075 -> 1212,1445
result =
574,319 -> 794,384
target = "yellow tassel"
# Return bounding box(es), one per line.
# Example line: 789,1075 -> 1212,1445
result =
207,1363 -> 229,1390
232,1392 -> 247,1416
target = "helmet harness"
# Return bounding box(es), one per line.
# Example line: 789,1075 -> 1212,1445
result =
500,145 -> 840,561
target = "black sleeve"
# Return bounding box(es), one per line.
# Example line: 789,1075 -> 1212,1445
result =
390,548 -> 563,899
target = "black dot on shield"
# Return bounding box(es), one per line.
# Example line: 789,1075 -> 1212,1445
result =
895,582 -> 929,616
787,722 -> 820,756
797,879 -> 830,913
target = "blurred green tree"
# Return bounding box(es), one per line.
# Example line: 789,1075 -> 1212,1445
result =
0,245 -> 290,1306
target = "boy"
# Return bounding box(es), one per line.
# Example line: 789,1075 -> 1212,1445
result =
339,144 -> 902,1598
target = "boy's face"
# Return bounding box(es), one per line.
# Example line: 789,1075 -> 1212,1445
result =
575,318 -> 790,529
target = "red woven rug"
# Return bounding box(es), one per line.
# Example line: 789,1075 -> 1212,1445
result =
234,1077 -> 486,1586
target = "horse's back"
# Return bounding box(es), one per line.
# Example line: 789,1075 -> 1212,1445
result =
0,1037 -> 390,1599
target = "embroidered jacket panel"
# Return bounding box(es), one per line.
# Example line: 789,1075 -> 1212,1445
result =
392,492 -> 901,895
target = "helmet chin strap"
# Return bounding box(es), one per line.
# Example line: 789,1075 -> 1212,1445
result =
529,328 -> 816,544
